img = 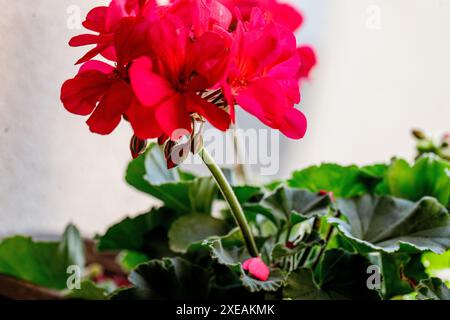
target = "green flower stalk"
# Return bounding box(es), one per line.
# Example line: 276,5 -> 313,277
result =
199,147 -> 259,257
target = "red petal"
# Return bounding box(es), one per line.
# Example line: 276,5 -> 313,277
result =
146,15 -> 188,79
69,34 -> 100,47
155,94 -> 192,140
185,93 -> 230,131
268,53 -> 301,81
235,77 -> 287,127
83,6 -> 108,33
75,42 -> 114,65
297,46 -> 317,80
129,56 -> 175,107
270,2 -> 303,32
86,81 -> 133,135
60,71 -> 112,116
187,32 -> 230,89
79,60 -> 114,74
127,99 -> 163,140
278,107 -> 307,139
114,17 -> 151,64
105,0 -> 130,32
277,79 -> 301,105
210,0 -> 232,31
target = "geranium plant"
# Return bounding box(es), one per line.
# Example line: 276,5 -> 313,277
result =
60,0 -> 315,263
0,0 -> 449,301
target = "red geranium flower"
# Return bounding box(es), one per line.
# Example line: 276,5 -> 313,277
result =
61,0 -> 316,153
127,14 -> 231,140
69,0 -> 155,64
223,8 -> 307,139
60,60 -> 133,135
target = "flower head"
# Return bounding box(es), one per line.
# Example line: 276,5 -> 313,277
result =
61,0 -> 316,160
69,0 -> 155,64
60,60 -> 133,134
223,8 -> 307,139
128,14 -> 231,140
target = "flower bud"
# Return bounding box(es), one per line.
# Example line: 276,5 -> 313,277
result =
130,135 -> 147,159
411,129 -> 426,140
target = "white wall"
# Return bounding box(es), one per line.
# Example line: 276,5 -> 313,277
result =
1,0 -> 449,237
0,0 -> 154,237
280,0 -> 450,176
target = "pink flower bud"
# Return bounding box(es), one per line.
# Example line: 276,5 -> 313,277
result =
242,257 -> 270,281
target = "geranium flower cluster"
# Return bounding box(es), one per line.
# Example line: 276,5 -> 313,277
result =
61,0 -> 316,149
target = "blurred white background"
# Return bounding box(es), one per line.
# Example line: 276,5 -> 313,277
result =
0,0 -> 449,237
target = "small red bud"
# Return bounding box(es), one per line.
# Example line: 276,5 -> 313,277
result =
130,135 -> 147,159
286,241 -> 296,249
319,190 -> 335,202
242,257 -> 270,281
412,129 -> 426,140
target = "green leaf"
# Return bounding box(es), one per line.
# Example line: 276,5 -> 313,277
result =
369,253 -> 427,299
240,268 -> 285,293
111,258 -> 209,300
270,231 -> 321,261
65,280 -> 108,300
284,249 -> 380,300
208,229 -> 250,271
188,177 -> 219,214
117,251 -> 150,272
422,250 -> 450,284
0,224 -> 85,290
359,164 -> 389,192
168,214 -> 228,253
416,277 -> 450,300
377,154 -> 450,206
332,195 -> 450,254
288,164 -> 368,198
126,143 -> 217,213
97,207 -> 176,259
232,186 -> 264,204
265,180 -> 283,191
262,187 -> 332,226
360,164 -> 389,179
317,249 -> 381,300
283,269 -> 341,300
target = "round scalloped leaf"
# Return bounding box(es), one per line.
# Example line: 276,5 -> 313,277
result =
206,230 -> 285,292
240,268 -> 285,293
284,250 -> 380,300
288,164 -> 369,198
126,143 -> 217,213
376,154 -> 450,206
0,224 -> 84,290
112,258 -> 209,300
168,214 -> 228,253
262,187 -> 332,226
97,207 -> 176,259
332,195 -> 450,254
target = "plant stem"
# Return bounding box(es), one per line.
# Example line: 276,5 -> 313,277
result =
231,124 -> 249,184
199,147 -> 259,257
311,211 -> 342,269
298,246 -> 312,267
